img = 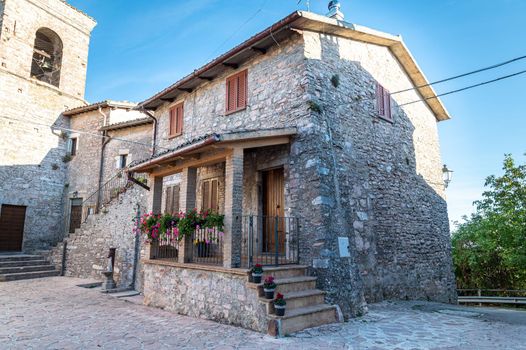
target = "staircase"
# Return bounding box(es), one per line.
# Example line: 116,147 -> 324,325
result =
0,254 -> 60,282
248,265 -> 342,336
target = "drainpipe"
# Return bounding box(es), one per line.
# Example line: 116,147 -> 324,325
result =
97,107 -> 111,212
138,107 -> 157,156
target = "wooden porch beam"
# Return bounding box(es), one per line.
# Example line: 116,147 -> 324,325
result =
150,150 -> 231,177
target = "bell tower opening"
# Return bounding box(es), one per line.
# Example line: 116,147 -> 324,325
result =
30,28 -> 63,87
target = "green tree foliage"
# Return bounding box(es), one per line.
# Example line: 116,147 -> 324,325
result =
452,154 -> 526,289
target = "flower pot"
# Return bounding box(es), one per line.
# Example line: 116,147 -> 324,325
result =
275,305 -> 286,316
264,288 -> 276,299
252,273 -> 262,284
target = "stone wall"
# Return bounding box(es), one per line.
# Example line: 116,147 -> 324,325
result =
151,33 -> 310,156
298,31 -> 457,310
0,0 -> 94,251
50,184 -> 148,290
143,261 -> 268,333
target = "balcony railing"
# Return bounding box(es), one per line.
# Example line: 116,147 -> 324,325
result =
242,215 -> 300,268
188,227 -> 224,266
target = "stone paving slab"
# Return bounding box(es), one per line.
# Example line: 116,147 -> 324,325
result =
1,277 -> 526,349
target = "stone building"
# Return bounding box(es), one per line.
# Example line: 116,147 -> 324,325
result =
0,0 -> 95,252
129,9 -> 457,335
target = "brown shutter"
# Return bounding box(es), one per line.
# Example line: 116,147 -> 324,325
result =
172,185 -> 180,213
169,107 -> 176,136
165,187 -> 173,214
226,77 -> 237,113
211,179 -> 218,212
376,83 -> 385,116
202,181 -> 211,210
237,71 -> 247,109
384,90 -> 392,120
176,104 -> 184,135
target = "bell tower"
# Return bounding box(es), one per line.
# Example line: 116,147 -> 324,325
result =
0,0 -> 96,252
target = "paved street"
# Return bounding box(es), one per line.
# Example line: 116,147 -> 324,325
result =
1,277 -> 525,349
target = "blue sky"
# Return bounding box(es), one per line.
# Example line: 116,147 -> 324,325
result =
69,0 -> 526,226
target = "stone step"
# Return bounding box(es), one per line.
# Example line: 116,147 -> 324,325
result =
259,289 -> 326,313
0,259 -> 49,267
0,270 -> 60,282
261,265 -> 307,279
268,304 -> 338,336
0,255 -> 43,262
0,265 -> 55,274
273,276 -> 317,295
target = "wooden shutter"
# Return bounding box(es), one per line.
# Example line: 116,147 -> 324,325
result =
169,103 -> 184,137
383,90 -> 392,121
376,83 -> 385,116
237,71 -> 247,109
165,187 -> 173,214
225,70 -> 247,113
202,181 -> 211,210
172,185 -> 180,213
210,179 -> 218,212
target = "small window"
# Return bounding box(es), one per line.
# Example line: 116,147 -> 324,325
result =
376,83 -> 392,122
169,103 -> 184,138
225,70 -> 247,114
118,154 -> 128,169
69,137 -> 77,156
202,179 -> 219,212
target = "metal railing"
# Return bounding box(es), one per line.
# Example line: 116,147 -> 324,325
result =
457,289 -> 526,305
242,215 -> 299,268
188,227 -> 224,266
153,235 -> 179,261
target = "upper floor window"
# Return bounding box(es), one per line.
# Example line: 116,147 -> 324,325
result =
225,70 -> 247,114
68,137 -> 77,156
169,103 -> 184,138
376,83 -> 392,122
30,28 -> 63,87
118,154 -> 128,169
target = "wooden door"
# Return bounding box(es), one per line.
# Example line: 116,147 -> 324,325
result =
69,204 -> 82,233
0,205 -> 26,251
262,168 -> 285,253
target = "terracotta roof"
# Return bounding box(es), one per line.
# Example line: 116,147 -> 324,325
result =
138,11 -> 451,121
63,100 -> 137,116
100,117 -> 153,131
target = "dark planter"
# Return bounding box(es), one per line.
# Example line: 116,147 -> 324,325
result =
252,273 -> 262,284
275,306 -> 286,316
197,242 -> 210,257
264,289 -> 275,299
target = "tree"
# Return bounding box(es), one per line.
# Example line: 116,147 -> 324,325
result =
452,154 -> 526,290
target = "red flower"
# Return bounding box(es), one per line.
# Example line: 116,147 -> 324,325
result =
276,293 -> 284,300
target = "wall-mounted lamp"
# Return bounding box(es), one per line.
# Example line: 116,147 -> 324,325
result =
442,164 -> 454,188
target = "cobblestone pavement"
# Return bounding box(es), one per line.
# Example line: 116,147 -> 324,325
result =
1,277 -> 525,349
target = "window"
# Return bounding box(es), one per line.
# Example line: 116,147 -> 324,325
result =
165,185 -> 180,214
118,154 -> 128,169
202,179 -> 219,212
225,70 -> 247,114
169,103 -> 184,138
30,28 -> 63,87
376,83 -> 392,122
69,137 -> 77,156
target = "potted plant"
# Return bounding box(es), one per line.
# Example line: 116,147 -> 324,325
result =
273,293 -> 286,316
263,276 -> 277,299
251,264 -> 263,283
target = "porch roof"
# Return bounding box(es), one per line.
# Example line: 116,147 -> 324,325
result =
128,127 -> 297,173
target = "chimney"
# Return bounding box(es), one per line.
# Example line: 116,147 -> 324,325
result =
327,0 -> 344,21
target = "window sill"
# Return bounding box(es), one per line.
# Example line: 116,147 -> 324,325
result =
376,115 -> 394,124
224,106 -> 247,116
168,133 -> 183,140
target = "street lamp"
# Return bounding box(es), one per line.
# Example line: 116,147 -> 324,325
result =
442,164 -> 454,188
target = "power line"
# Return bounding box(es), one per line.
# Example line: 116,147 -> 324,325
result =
399,69 -> 526,107
391,54 -> 526,96
207,0 -> 270,60
0,114 -> 169,151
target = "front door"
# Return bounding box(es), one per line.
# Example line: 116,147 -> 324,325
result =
0,204 -> 26,251
69,199 -> 83,233
262,168 -> 285,253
